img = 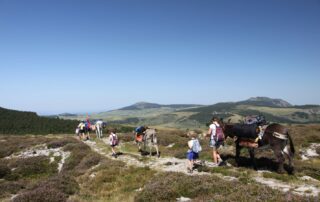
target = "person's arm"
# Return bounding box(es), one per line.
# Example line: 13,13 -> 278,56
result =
207,127 -> 212,137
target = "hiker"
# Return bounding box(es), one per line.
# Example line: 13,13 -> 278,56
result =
84,119 -> 91,140
78,121 -> 86,140
207,117 -> 224,165
109,129 -> 119,158
75,126 -> 80,139
187,134 -> 202,173
135,126 -> 147,151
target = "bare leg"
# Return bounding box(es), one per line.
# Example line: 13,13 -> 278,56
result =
212,149 -> 218,164
187,159 -> 193,173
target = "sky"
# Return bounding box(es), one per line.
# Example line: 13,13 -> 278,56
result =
0,0 -> 319,115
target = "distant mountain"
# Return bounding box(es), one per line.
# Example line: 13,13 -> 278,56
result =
119,102 -> 162,110
58,113 -> 78,117
181,97 -> 319,125
238,97 -> 292,108
0,107 -> 78,134
118,102 -> 202,110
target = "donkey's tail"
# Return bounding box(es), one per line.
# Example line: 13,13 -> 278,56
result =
287,131 -> 295,155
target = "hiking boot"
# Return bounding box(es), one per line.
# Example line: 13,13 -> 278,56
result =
218,161 -> 226,166
187,167 -> 193,173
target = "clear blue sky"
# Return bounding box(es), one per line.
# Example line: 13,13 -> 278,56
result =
1,0 -> 319,114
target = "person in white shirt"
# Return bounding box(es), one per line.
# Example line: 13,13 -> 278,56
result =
207,117 -> 223,165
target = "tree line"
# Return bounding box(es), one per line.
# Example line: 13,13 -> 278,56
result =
0,107 -> 78,135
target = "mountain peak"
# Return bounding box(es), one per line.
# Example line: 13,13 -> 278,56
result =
119,102 -> 162,110
241,97 -> 292,107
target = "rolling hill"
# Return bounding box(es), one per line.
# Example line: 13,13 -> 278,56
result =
58,97 -> 320,129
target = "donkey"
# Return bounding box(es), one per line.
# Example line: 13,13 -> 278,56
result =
143,128 -> 160,158
94,120 -> 106,139
223,122 -> 295,173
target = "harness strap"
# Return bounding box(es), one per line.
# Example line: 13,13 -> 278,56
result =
273,132 -> 288,140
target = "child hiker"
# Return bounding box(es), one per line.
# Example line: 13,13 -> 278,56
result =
109,129 -> 119,158
187,133 -> 202,173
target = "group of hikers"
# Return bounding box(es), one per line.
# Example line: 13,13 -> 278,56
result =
75,115 -> 271,173
187,117 -> 225,173
76,119 -> 106,140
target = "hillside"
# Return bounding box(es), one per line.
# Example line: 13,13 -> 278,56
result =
59,97 -> 320,129
59,102 -> 202,122
0,107 -> 78,134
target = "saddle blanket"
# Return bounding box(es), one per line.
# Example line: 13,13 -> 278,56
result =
239,139 -> 258,148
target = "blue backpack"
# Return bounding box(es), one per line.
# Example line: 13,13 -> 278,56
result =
192,139 -> 202,153
135,126 -> 144,133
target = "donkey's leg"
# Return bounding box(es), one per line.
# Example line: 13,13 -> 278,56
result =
273,147 -> 285,173
149,145 -> 152,157
235,141 -> 241,166
249,148 -> 257,170
283,147 -> 294,174
155,145 -> 160,158
96,128 -> 99,139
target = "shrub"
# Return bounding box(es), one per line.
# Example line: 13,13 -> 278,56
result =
13,186 -> 67,202
0,161 -> 11,178
7,156 -> 57,179
135,172 -> 310,202
117,133 -> 134,142
62,143 -> 91,172
33,173 -> 79,195
47,138 -> 78,149
0,181 -> 25,198
74,152 -> 101,175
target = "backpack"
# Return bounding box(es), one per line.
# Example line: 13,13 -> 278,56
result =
135,126 -> 144,133
111,134 -> 118,146
215,126 -> 225,142
192,139 -> 202,153
244,115 -> 266,125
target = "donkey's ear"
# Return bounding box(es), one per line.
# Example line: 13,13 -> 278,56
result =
155,129 -> 158,132
228,119 -> 231,123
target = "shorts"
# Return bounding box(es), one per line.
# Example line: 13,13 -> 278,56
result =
209,139 -> 223,150
187,151 -> 199,160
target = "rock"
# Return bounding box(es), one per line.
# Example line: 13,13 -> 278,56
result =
176,196 -> 191,201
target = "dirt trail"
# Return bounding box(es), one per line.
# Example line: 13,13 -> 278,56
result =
84,138 -> 320,197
